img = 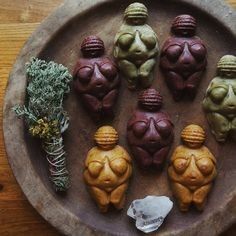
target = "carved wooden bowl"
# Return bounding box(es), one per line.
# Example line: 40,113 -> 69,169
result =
3,0 -> 236,235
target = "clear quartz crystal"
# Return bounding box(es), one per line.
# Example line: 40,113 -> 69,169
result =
127,196 -> 173,233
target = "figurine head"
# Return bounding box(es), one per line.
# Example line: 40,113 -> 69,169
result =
217,55 -> 236,78
171,15 -> 196,37
94,126 -> 118,150
181,124 -> 205,148
138,88 -> 163,111
81,36 -> 105,58
124,2 -> 148,25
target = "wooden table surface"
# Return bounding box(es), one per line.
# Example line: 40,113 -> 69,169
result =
0,1 -> 235,235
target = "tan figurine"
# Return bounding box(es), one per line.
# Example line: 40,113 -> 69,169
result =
83,126 -> 132,212
168,125 -> 217,211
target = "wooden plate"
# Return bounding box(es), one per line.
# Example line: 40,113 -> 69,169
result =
3,0 -> 236,235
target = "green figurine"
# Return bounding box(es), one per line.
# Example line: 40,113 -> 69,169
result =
202,55 -> 236,142
114,2 -> 159,90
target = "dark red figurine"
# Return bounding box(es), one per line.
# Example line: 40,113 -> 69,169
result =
73,36 -> 120,121
160,15 -> 207,101
127,88 -> 174,170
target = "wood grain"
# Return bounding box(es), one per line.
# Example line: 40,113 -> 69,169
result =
0,1 -> 63,235
0,0 -> 235,235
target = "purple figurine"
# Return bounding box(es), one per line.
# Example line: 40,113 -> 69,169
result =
127,88 -> 174,170
160,15 -> 207,101
73,36 -> 120,122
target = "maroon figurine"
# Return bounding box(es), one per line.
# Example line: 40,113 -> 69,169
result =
160,15 -> 207,101
127,88 -> 174,170
73,36 -> 120,122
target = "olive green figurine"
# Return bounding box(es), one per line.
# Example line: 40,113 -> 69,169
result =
114,2 -> 159,90
203,55 -> 236,142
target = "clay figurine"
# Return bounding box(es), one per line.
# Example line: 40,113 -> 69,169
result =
127,88 -> 174,170
83,126 -> 132,212
203,55 -> 236,142
160,15 -> 207,101
168,124 -> 217,211
114,2 -> 159,90
74,36 -> 120,122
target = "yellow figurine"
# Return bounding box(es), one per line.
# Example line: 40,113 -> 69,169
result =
168,124 -> 217,211
83,126 -> 132,212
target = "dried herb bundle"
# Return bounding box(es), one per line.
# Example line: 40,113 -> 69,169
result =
13,57 -> 72,192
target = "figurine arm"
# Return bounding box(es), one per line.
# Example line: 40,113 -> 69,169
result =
73,62 -> 80,78
160,38 -> 174,55
84,148 -> 97,167
202,98 -> 226,113
169,146 -> 183,163
147,45 -> 159,59
127,114 -> 139,130
203,147 -> 217,165
202,79 -> 225,113
117,146 -> 132,163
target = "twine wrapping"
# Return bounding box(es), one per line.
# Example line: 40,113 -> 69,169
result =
13,57 -> 72,192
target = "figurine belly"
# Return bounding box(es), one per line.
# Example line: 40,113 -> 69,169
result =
160,15 -> 207,101
203,55 -> 236,142
114,3 -> 159,89
73,36 -> 120,122
83,126 -> 132,212
127,89 -> 174,169
168,124 -> 217,211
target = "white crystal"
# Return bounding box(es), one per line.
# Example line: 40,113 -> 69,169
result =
127,196 -> 173,233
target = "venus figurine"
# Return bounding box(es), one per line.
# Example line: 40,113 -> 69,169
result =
168,124 -> 217,211
127,88 -> 174,170
83,126 -> 132,212
203,55 -> 236,142
73,36 -> 120,122
160,15 -> 207,101
114,2 -> 159,89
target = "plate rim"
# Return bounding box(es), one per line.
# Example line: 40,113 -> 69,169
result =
3,0 -> 236,235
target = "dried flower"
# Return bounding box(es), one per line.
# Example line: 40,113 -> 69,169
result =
13,57 -> 72,192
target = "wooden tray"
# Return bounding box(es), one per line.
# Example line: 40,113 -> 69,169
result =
3,0 -> 236,235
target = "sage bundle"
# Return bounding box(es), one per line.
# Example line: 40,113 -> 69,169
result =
13,57 -> 72,192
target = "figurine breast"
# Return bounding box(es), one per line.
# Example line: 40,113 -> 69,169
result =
203,55 -> 236,142
127,88 -> 174,170
168,125 -> 217,211
160,15 -> 207,101
74,36 -> 120,122
114,2 -> 159,89
84,126 -> 132,212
